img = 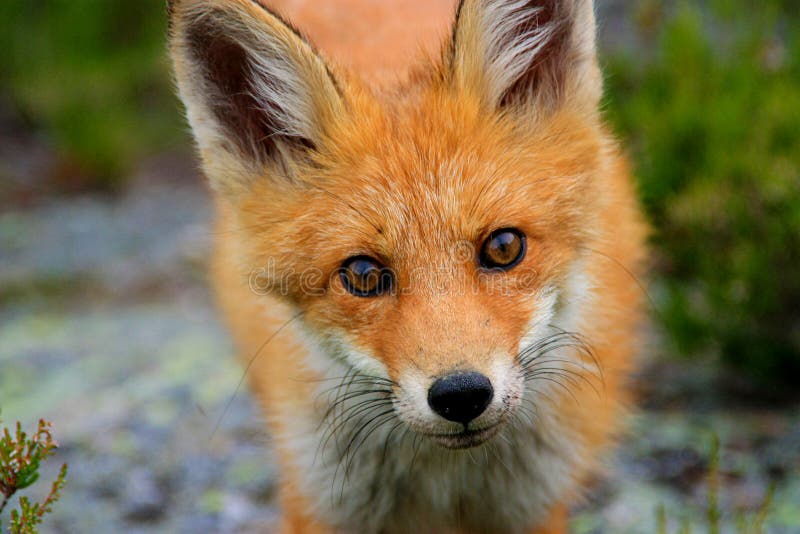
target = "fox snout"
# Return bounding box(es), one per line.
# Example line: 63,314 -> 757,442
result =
389,343 -> 524,449
427,371 -> 494,425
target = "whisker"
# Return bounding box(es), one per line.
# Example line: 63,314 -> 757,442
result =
321,388 -> 394,423
577,244 -> 658,322
518,337 -> 590,365
381,420 -> 405,467
546,324 -> 605,386
514,403 -> 540,427
522,385 -> 561,411
343,410 -> 396,478
515,324 -> 605,413
522,363 -> 602,397
320,397 -> 394,458
524,370 -> 583,391
210,311 -> 303,440
409,433 -> 424,472
526,375 -> 581,407
315,368 -> 397,467
309,374 -> 397,387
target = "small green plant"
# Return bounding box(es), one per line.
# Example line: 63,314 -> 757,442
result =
0,418 -> 68,534
656,436 -> 775,534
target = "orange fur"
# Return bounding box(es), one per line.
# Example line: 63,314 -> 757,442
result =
263,0 -> 457,84
169,1 -> 646,532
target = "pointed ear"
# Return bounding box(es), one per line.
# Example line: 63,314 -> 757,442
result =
450,0 -> 601,115
168,0 -> 344,193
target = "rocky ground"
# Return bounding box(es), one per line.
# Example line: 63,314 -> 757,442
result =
1,161 -> 798,534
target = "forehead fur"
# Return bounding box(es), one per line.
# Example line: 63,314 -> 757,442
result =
239,82 -> 603,278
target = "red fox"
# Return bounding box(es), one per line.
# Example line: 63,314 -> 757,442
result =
168,0 -> 646,532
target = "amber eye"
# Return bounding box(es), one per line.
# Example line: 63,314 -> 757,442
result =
339,256 -> 393,297
479,228 -> 526,270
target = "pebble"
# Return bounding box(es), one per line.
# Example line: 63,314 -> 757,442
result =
121,467 -> 168,522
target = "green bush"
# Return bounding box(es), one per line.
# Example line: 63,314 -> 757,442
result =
0,0 -> 185,186
605,1 -> 800,391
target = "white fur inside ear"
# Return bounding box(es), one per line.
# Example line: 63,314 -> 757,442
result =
173,3 -> 339,185
246,35 -> 317,143
479,0 -> 560,104
457,0 -> 600,110
215,13 -> 319,152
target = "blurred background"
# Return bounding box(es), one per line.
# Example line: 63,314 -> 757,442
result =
0,0 -> 798,532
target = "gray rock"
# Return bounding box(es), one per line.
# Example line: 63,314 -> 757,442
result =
121,467 -> 169,523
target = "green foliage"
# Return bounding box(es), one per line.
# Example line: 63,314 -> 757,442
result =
605,1 -> 800,390
0,0 -> 185,186
0,418 -> 68,533
656,436 -> 774,534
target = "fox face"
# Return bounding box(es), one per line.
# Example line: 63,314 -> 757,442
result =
171,1 -> 646,529
170,0 -> 613,452
249,117 -> 602,448
240,92 -> 605,450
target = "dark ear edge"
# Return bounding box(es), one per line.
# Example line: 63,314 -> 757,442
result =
166,0 -> 176,29
185,12 -> 315,164
169,0 -> 344,176
496,2 -> 574,108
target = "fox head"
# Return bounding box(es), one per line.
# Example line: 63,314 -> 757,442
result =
170,0 -> 611,449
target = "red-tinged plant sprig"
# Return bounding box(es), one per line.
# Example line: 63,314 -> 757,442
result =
0,418 -> 68,533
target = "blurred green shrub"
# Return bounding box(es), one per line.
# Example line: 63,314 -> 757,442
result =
0,0 -> 185,187
605,1 -> 800,391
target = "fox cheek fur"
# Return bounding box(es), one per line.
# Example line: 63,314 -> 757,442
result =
169,0 -> 646,532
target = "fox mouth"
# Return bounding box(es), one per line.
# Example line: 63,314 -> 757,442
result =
426,422 -> 502,449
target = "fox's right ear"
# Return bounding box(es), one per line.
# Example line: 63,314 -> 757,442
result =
168,0 -> 344,194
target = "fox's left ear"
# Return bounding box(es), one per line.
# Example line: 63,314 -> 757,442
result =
450,0 -> 600,115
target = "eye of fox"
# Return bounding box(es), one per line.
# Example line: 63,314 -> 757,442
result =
479,228 -> 526,270
339,256 -> 393,297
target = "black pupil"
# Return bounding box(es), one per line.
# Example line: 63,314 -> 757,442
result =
342,257 -> 388,296
352,260 -> 378,282
482,230 -> 524,268
492,233 -> 516,256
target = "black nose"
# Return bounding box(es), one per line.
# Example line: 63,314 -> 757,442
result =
427,372 -> 494,424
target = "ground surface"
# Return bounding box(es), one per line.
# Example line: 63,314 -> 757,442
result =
2,165 -> 799,534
